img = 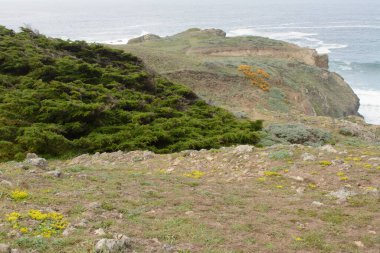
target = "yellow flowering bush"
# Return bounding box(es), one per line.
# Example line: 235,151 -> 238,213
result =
184,170 -> 205,179
319,161 -> 332,167
6,212 -> 21,222
10,190 -> 29,201
336,172 -> 346,177
263,171 -> 281,177
5,210 -> 68,238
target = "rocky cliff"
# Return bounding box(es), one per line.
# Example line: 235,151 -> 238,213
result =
113,28 -> 360,121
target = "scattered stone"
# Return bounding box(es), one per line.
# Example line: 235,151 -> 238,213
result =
172,159 -> 181,166
301,153 -> 316,161
10,249 -> 20,253
142,151 -> 154,160
95,234 -> 132,253
45,170 -> 62,178
288,176 -> 304,182
332,159 -> 344,165
341,163 -> 353,170
15,163 -> 29,170
296,187 -> 305,194
354,241 -> 364,248
0,180 -> 13,188
311,201 -> 324,207
0,244 -> 10,253
206,156 -> 213,161
95,228 -> 106,236
234,145 -> 253,154
328,186 -> 357,203
62,226 -> 75,236
319,145 -> 337,154
24,153 -> 48,169
364,187 -> 379,196
368,230 -> 377,235
75,219 -> 88,228
26,153 -> 38,159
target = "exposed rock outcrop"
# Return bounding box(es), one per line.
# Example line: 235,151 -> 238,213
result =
127,34 -> 161,44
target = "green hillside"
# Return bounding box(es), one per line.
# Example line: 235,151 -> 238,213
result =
0,26 -> 262,161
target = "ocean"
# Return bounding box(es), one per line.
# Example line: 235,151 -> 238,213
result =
1,0 -> 379,124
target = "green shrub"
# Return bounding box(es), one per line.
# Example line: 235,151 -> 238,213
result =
269,150 -> 293,160
265,124 -> 331,146
0,26 -> 263,161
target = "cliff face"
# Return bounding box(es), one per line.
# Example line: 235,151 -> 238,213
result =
186,45 -> 329,69
113,28 -> 359,120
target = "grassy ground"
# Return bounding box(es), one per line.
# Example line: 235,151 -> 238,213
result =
1,143 -> 380,252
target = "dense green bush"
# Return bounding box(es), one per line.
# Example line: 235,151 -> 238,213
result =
0,26 -> 262,161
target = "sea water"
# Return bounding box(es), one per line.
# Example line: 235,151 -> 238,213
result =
1,0 -> 379,124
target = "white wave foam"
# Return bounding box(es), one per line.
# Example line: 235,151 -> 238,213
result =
316,43 -> 348,54
228,28 -> 347,55
96,30 -> 150,45
354,89 -> 380,125
227,28 -> 317,41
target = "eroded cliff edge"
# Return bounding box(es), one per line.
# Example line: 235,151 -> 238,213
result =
114,28 -> 359,120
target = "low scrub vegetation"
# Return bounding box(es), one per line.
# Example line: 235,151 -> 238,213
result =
0,26 -> 263,161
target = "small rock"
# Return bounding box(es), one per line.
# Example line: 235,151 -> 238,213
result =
142,151 -> 154,160
25,154 -> 48,169
312,201 -> 324,207
354,241 -> 364,248
328,186 -> 357,203
10,249 -> 20,253
0,244 -> 10,253
0,180 -> 13,188
301,153 -> 316,161
364,187 -> 379,196
368,230 -> 377,235
15,163 -> 29,170
172,159 -> 181,166
62,226 -> 75,236
319,145 -> 337,154
332,159 -> 344,165
45,170 -> 62,178
289,176 -> 304,182
296,187 -> 305,194
95,228 -> 106,236
95,234 -> 132,253
206,156 -> 213,161
234,145 -> 253,154
26,153 -> 38,159
75,219 -> 88,228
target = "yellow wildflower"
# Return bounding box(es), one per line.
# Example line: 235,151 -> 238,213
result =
28,210 -> 48,220
263,171 -> 281,177
10,190 -> 29,200
319,161 -> 332,167
184,170 -> 205,179
20,227 -> 28,233
6,212 -> 21,222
